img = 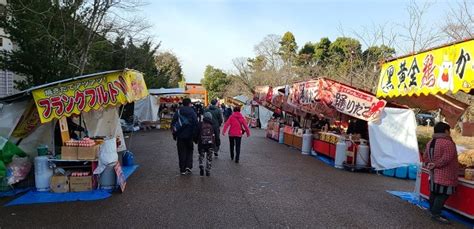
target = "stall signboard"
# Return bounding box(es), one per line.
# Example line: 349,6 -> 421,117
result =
254,86 -> 270,105
287,78 -> 386,122
32,70 -> 148,123
377,39 -> 474,98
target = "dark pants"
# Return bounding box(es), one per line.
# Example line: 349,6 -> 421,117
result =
229,136 -> 242,162
429,192 -> 450,217
177,138 -> 194,172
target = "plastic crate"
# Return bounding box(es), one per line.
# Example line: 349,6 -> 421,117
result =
395,166 -> 408,179
408,164 -> 418,180
383,169 -> 395,177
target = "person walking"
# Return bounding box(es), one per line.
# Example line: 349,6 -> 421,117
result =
423,122 -> 459,224
206,99 -> 223,156
222,106 -> 251,163
195,112 -> 219,176
223,106 -> 232,123
171,98 -> 198,175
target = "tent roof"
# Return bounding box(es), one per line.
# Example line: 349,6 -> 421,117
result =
0,70 -> 122,103
148,88 -> 186,95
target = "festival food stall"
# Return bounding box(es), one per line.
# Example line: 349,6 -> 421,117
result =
255,77 -> 421,172
0,69 -> 148,195
377,39 -> 474,219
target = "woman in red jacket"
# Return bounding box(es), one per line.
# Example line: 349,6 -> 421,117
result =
222,106 -> 251,163
423,122 -> 459,224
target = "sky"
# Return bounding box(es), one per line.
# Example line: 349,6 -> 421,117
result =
142,0 -> 452,83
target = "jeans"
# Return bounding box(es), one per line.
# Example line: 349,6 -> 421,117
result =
177,138 -> 194,172
229,136 -> 242,162
429,192 -> 450,217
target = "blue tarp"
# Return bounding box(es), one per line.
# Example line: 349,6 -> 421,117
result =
312,154 -> 335,167
4,165 -> 139,206
387,190 -> 474,227
0,188 -> 31,197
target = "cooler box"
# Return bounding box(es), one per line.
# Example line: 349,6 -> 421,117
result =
383,169 -> 395,177
395,166 -> 408,179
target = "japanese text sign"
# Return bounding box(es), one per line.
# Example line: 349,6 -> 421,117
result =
377,39 -> 474,98
33,70 -> 148,123
287,79 -> 386,122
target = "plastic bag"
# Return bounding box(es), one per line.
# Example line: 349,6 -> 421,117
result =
0,137 -> 27,164
6,156 -> 32,185
94,139 -> 118,175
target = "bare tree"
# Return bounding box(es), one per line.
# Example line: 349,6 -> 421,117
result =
443,0 -> 474,41
398,0 -> 445,53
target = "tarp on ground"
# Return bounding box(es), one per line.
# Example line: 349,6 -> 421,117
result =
133,95 -> 159,122
368,107 -> 420,170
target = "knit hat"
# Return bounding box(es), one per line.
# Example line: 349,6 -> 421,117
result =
204,112 -> 213,120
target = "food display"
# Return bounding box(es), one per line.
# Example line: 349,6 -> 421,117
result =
319,132 -> 340,144
65,138 -> 96,147
459,150 -> 474,168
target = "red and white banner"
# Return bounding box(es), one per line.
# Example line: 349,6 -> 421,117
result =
286,78 -> 386,122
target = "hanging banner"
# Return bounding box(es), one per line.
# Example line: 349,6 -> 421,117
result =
32,70 -> 148,123
11,102 -> 41,138
377,39 -> 474,98
254,86 -> 270,104
287,79 -> 386,122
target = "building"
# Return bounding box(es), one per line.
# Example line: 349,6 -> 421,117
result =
0,0 -> 19,98
185,83 -> 208,105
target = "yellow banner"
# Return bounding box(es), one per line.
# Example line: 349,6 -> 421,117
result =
33,70 -> 148,123
377,39 -> 474,98
11,102 -> 41,138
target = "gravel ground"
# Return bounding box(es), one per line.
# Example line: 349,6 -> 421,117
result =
0,129 -> 466,228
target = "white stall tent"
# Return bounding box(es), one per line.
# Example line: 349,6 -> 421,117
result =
133,95 -> 159,122
233,95 -> 273,129
368,107 -> 420,170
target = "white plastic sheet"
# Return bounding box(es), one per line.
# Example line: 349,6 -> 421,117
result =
134,95 -> 159,122
368,108 -> 420,170
94,138 -> 118,175
0,101 -> 28,138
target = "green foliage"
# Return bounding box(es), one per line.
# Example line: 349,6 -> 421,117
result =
297,42 -> 315,66
154,52 -> 183,88
279,31 -> 298,65
201,65 -> 231,100
362,45 -> 396,65
0,0 -> 83,90
313,37 -> 331,66
329,37 -> 362,64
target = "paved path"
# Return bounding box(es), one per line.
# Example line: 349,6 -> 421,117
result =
0,129 -> 464,228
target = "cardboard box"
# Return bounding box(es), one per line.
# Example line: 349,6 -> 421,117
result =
50,175 -> 69,193
77,145 -> 99,160
61,146 -> 78,160
69,176 -> 92,192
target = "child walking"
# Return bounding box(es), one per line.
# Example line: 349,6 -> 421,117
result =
195,112 -> 219,176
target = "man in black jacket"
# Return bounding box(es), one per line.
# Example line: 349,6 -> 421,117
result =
172,98 -> 198,175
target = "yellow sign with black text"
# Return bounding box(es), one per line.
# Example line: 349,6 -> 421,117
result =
377,39 -> 474,98
32,70 -> 148,123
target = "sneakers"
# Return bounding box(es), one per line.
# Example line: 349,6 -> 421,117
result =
185,168 -> 192,175
180,171 -> 187,175
431,215 -> 450,224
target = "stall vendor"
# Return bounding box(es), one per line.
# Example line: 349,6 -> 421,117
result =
346,118 -> 368,140
54,116 -> 86,152
312,115 -> 329,131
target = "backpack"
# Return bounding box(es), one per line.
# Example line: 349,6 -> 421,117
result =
200,122 -> 215,145
172,110 -> 190,134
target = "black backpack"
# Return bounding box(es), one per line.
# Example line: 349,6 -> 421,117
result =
200,122 -> 215,145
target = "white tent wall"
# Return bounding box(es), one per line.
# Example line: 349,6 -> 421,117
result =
134,95 -> 159,122
82,107 -> 127,151
0,100 -> 28,138
258,106 -> 273,129
17,122 -> 54,157
368,107 -> 420,170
